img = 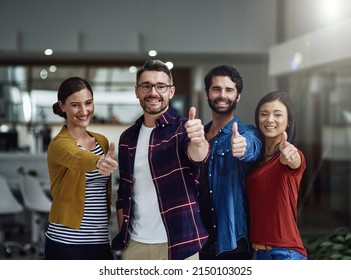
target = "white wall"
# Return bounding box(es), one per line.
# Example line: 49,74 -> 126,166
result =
0,0 -> 277,59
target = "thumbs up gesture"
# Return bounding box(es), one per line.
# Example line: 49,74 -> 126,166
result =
231,122 -> 246,158
185,107 -> 206,145
97,142 -> 118,176
185,107 -> 209,162
106,142 -> 116,160
279,131 -> 300,167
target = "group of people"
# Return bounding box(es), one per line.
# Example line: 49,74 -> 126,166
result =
44,59 -> 307,260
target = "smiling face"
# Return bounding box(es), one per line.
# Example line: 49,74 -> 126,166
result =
59,88 -> 94,129
258,99 -> 288,141
135,70 -> 175,117
207,75 -> 240,116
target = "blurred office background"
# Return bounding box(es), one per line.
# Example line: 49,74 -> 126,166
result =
1,0 -> 351,258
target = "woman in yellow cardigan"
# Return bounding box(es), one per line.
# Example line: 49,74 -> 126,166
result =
45,77 -> 118,260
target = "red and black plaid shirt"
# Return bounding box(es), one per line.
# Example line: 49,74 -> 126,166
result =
111,108 -> 209,259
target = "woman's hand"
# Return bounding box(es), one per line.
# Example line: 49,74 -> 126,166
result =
97,142 -> 118,175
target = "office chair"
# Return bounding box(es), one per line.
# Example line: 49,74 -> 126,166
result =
19,174 -> 52,257
0,175 -> 24,257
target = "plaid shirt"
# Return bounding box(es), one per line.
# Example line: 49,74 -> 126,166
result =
111,108 -> 209,260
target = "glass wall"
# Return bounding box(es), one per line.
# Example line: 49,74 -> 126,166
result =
0,64 -> 145,153
280,67 -> 351,241
0,65 -> 142,125
0,63 -> 191,153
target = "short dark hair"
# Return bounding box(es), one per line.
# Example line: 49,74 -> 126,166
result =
52,77 -> 93,119
204,65 -> 243,94
255,91 -> 296,144
136,60 -> 173,85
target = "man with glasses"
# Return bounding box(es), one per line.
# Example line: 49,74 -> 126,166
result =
111,60 -> 209,260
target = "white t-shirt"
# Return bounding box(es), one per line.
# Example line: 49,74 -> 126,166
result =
129,124 -> 168,243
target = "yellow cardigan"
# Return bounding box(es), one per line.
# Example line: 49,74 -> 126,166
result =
47,125 -> 112,229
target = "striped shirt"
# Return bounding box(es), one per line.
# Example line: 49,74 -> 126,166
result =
46,142 -> 110,244
111,107 -> 209,259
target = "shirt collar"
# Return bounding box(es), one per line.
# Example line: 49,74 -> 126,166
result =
134,107 -> 178,127
205,116 -> 241,135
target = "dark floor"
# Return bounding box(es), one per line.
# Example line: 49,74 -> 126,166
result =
1,184 -> 120,260
0,225 -> 42,260
1,195 -> 349,260
1,210 -> 119,260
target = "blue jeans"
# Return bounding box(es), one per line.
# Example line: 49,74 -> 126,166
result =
255,247 -> 307,260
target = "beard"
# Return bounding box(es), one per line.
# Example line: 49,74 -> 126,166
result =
208,96 -> 238,115
143,104 -> 168,115
140,98 -> 169,115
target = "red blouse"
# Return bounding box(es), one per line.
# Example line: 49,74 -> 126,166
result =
246,150 -> 307,256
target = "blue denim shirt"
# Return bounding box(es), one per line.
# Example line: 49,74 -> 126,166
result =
205,116 -> 262,255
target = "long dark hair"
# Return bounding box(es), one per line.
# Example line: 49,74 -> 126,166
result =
255,91 -> 296,145
52,77 -> 93,119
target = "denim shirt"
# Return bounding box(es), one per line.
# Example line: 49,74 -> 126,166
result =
204,116 -> 262,255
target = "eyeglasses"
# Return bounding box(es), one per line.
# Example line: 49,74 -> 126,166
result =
137,83 -> 173,93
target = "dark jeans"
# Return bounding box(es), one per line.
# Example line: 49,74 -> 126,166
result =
199,238 -> 253,260
44,236 -> 114,260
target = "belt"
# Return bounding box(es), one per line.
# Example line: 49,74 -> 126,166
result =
252,243 -> 273,251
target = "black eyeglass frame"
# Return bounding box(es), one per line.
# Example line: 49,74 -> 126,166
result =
136,83 -> 173,93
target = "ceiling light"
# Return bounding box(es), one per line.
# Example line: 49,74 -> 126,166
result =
165,61 -> 174,69
148,50 -> 157,57
44,49 -> 53,56
49,65 -> 57,72
40,69 -> 48,79
129,66 -> 137,73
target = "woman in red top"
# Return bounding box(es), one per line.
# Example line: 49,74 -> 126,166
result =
246,91 -> 307,260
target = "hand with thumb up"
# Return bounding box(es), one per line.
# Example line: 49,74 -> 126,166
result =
231,122 -> 246,159
185,107 -> 205,145
185,107 -> 209,162
279,131 -> 301,169
96,142 -> 118,176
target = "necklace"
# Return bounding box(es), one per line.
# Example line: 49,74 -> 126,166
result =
264,143 -> 280,158
264,151 -> 276,157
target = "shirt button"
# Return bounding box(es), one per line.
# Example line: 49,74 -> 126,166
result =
211,208 -> 214,211
209,190 -> 212,193
213,225 -> 216,228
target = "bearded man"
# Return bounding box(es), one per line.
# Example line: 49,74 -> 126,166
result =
198,65 -> 262,260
